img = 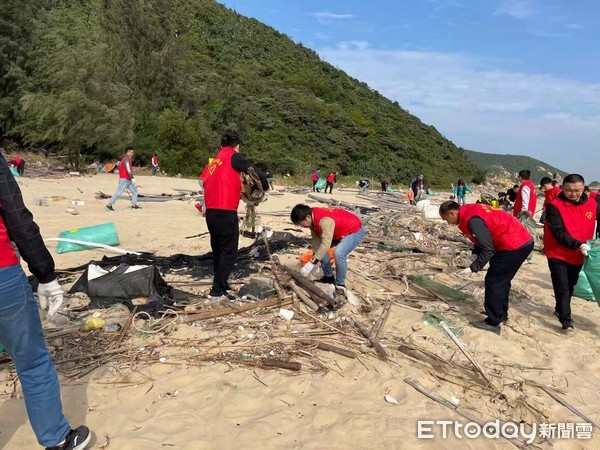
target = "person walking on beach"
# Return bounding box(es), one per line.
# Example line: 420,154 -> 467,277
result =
544,174 -> 600,331
106,146 -> 140,211
151,154 -> 159,176
311,168 -> 320,192
439,201 -> 534,335
453,178 -> 473,206
325,172 -> 337,194
291,204 -> 365,294
200,131 -> 269,301
0,154 -> 91,449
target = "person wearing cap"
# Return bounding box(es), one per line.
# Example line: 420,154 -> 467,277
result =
439,201 -> 534,334
290,204 -> 365,293
0,154 -> 91,449
200,131 -> 269,301
539,177 -> 561,224
544,174 -> 600,331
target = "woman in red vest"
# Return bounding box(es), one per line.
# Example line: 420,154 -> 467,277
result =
200,131 -> 269,301
291,204 -> 365,294
311,168 -> 320,192
544,174 -> 600,331
439,201 -> 534,334
539,177 -> 561,224
0,155 -> 91,448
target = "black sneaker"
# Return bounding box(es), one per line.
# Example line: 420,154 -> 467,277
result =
105,204 -> 114,211
317,275 -> 336,284
46,426 -> 91,450
562,321 -> 574,331
131,205 -> 142,209
225,293 -> 237,302
479,311 -> 509,323
470,320 -> 501,335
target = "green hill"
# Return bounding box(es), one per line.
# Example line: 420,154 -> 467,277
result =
463,149 -> 567,185
0,0 -> 485,185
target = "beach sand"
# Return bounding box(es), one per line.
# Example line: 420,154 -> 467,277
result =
1,173 -> 599,449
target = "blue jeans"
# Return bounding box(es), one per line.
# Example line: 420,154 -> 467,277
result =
108,178 -> 138,205
152,166 -> 158,176
321,227 -> 366,286
0,265 -> 70,447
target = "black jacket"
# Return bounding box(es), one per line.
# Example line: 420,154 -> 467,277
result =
0,155 -> 56,283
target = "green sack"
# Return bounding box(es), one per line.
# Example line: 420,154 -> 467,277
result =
574,270 -> 596,301
56,222 -> 120,254
582,240 -> 600,302
314,178 -> 326,190
9,166 -> 19,177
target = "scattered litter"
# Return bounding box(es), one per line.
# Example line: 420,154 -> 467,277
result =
384,394 -> 399,405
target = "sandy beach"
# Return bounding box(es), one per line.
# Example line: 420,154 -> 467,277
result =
1,172 -> 599,449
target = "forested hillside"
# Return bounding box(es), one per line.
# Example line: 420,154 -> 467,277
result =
464,149 -> 566,184
0,0 -> 485,184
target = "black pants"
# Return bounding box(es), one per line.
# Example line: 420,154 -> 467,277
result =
205,209 -> 239,296
381,183 -> 388,192
548,258 -> 582,324
325,181 -> 334,193
17,161 -> 25,176
484,241 -> 533,325
312,180 -> 317,191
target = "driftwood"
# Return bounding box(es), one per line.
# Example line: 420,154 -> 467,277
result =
287,280 -> 319,311
369,301 -> 392,338
240,358 -> 302,372
539,386 -> 600,430
184,297 -> 291,323
300,340 -> 356,359
354,319 -> 389,360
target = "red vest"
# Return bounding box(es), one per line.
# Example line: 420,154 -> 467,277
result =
326,173 -> 336,183
312,207 -> 362,241
151,156 -> 158,166
311,171 -> 319,181
458,204 -> 532,251
543,185 -> 561,208
118,155 -> 133,179
544,195 -> 597,265
13,157 -> 22,165
200,147 -> 242,211
513,180 -> 537,216
0,215 -> 19,267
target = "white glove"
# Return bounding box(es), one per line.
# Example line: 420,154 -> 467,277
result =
261,192 -> 269,203
131,178 -> 137,186
37,279 -> 64,316
469,254 -> 478,262
301,262 -> 315,277
580,243 -> 591,256
460,267 -> 473,274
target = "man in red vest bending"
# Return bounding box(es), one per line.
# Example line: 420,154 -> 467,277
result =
544,174 -> 600,331
0,155 -> 91,448
291,204 -> 365,294
439,201 -> 534,334
200,131 -> 269,301
106,146 -> 140,211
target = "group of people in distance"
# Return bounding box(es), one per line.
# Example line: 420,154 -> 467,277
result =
311,168 -> 338,194
440,171 -> 599,334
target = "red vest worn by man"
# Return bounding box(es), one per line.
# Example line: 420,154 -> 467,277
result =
326,173 -> 336,183
543,185 -> 561,208
117,155 -> 133,179
0,215 -> 19,267
544,195 -> 597,265
458,204 -> 532,251
200,147 -> 242,211
513,180 -> 537,216
312,171 -> 319,181
151,156 -> 158,166
312,207 -> 362,241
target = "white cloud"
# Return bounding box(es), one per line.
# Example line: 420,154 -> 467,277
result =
311,11 -> 355,24
566,23 -> 583,30
316,45 -> 600,179
495,0 -> 536,20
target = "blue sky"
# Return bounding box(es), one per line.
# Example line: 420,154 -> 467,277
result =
218,0 -> 599,181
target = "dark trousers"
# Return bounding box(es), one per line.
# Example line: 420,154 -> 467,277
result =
312,180 -> 317,191
17,161 -> 25,176
205,209 -> 239,296
548,258 -> 582,324
325,181 -> 334,193
484,241 -> 533,325
381,183 -> 388,192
